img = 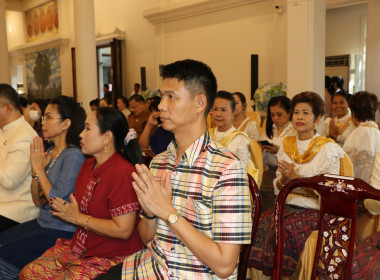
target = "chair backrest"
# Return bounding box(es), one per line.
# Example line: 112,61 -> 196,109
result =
237,174 -> 262,280
272,174 -> 380,280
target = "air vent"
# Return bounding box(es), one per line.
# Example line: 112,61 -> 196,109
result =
325,55 -> 349,67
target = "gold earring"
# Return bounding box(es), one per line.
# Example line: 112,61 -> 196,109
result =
104,145 -> 108,153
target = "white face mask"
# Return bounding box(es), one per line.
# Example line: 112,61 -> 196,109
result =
29,110 -> 40,121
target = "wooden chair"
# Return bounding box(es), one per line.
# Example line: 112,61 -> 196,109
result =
272,174 -> 380,280
237,174 -> 262,280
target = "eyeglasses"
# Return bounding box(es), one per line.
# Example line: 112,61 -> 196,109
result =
41,115 -> 63,122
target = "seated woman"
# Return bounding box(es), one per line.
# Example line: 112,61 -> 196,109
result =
209,91 -> 259,182
139,98 -> 174,158
248,91 -> 351,278
351,153 -> 380,280
20,108 -> 144,279
321,91 -> 355,146
343,91 -> 380,183
232,92 -> 259,141
260,96 -> 296,168
0,96 -> 86,276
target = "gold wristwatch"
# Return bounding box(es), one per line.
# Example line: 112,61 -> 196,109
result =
166,213 -> 180,225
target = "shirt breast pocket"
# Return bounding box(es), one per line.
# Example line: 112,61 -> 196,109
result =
185,196 -> 213,234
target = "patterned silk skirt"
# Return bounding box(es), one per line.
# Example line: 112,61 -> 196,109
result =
351,231 -> 380,280
248,205 -> 319,276
20,238 -> 126,280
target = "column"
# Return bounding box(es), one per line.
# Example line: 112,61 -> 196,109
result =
0,0 -> 10,84
286,0 -> 326,99
73,0 -> 97,113
366,0 -> 380,99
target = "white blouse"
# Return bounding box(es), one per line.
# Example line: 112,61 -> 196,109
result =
367,153 -> 380,215
274,134 -> 346,209
343,121 -> 380,183
260,121 -> 296,167
236,117 -> 259,141
213,126 -> 250,171
321,112 -> 355,146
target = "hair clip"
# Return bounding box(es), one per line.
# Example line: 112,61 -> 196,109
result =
124,128 -> 137,145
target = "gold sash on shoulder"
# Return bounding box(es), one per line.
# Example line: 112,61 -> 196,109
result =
282,136 -> 353,176
336,117 -> 352,135
209,128 -> 261,186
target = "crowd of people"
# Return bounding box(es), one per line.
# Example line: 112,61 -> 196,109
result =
0,59 -> 379,279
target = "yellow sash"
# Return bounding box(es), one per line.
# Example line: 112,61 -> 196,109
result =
335,117 -> 352,135
209,128 -> 261,186
283,136 -> 353,176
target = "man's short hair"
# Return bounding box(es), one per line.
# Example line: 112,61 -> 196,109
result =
159,59 -> 217,116
19,96 -> 29,108
90,98 -> 100,107
129,94 -> 145,103
104,84 -> 110,90
134,83 -> 140,88
0,84 -> 21,111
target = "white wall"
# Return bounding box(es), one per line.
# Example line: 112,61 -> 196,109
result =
93,0 -> 287,108
326,3 -> 367,56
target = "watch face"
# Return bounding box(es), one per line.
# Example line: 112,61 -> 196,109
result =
168,213 -> 179,224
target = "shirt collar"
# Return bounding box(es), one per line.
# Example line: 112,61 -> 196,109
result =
166,130 -> 211,168
1,116 -> 25,132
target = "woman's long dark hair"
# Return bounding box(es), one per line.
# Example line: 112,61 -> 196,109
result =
265,96 -> 291,139
96,107 -> 143,165
49,96 -> 86,147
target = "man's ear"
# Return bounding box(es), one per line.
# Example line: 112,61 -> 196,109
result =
195,94 -> 207,114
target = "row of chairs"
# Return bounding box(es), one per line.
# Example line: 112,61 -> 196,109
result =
239,174 -> 380,280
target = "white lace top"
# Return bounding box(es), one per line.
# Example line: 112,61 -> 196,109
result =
213,126 -> 250,171
274,134 -> 345,209
236,117 -> 259,141
260,121 -> 296,167
321,112 -> 355,146
343,121 -> 380,183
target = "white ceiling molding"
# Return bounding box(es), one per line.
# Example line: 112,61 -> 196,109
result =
326,0 -> 367,10
8,35 -> 69,57
95,27 -> 126,45
143,0 -> 266,24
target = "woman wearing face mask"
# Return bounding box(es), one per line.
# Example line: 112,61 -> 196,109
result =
248,91 -> 353,278
30,99 -> 49,150
209,91 -> 260,184
20,107 -> 144,280
321,91 -> 355,146
0,96 -> 86,279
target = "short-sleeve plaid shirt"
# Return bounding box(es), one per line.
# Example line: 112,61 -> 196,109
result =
122,131 -> 252,279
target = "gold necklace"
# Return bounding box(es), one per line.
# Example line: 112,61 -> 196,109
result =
46,146 -> 66,174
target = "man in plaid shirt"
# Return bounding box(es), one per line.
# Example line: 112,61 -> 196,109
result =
97,59 -> 252,280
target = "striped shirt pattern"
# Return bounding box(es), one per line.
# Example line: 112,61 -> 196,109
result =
122,131 -> 252,280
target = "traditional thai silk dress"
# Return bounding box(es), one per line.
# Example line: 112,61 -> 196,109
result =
209,126 -> 260,186
343,121 -> 380,183
248,134 -> 350,277
321,112 -> 355,146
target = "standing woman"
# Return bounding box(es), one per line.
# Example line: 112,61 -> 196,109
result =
321,91 -> 355,146
249,92 -> 352,278
0,96 -> 86,275
30,99 -> 49,150
232,92 -> 259,141
343,91 -> 380,183
20,107 -> 144,279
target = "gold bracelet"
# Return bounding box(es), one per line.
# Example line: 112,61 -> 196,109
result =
84,215 -> 91,230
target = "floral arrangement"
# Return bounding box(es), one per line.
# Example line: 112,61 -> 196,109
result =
254,83 -> 286,113
141,89 -> 159,100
